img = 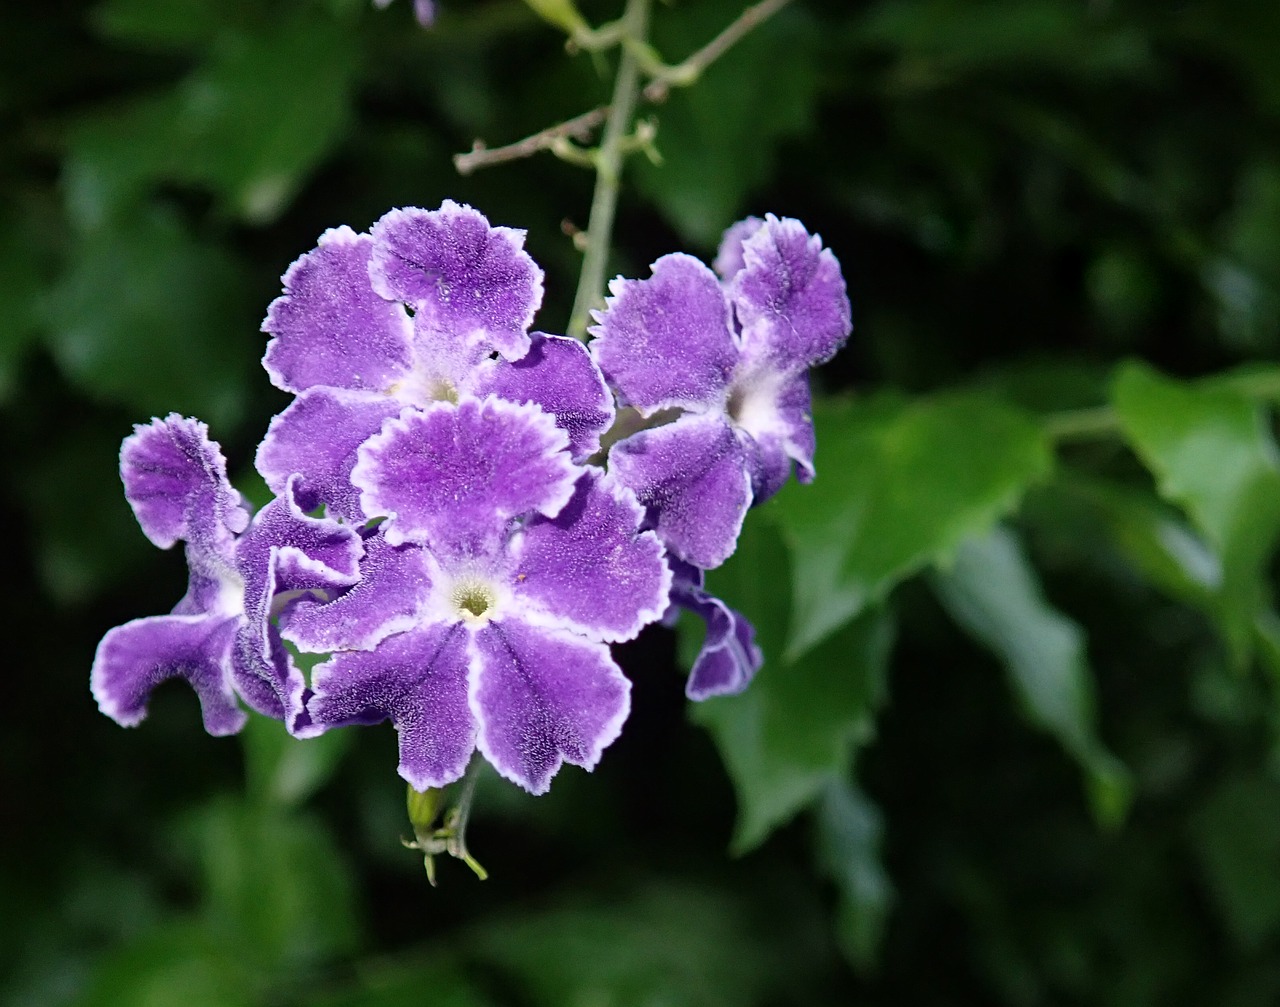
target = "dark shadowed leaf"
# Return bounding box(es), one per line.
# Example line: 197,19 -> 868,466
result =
931,525 -> 1132,825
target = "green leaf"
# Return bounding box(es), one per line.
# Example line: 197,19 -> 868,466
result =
241,710 -> 353,810
1191,774 -> 1280,951
41,208 -> 256,432
177,799 -> 359,974
690,517 -> 896,853
776,393 -> 1053,659
931,525 -> 1132,826
467,883 -> 784,1007
633,4 -> 821,245
79,923 -> 252,1007
314,957 -> 490,1007
67,11 -> 358,223
1112,361 -> 1280,663
814,777 -> 894,972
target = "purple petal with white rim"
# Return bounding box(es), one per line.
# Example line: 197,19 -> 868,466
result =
589,253 -> 738,415
91,614 -> 244,734
263,226 -> 413,395
729,367 -> 816,502
669,563 -> 762,700
608,413 -> 752,570
121,414 -> 248,551
513,470 -> 670,642
370,202 -> 543,362
730,215 -> 852,372
473,333 -> 614,461
713,216 -> 764,281
256,388 -> 402,523
231,480 -> 364,724
471,619 -> 630,795
307,623 -> 477,789
353,397 -> 577,550
283,533 -> 434,654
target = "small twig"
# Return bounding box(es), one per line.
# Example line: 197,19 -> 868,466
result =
453,0 -> 793,176
643,0 -> 795,101
567,0 -> 651,339
454,104 -> 612,176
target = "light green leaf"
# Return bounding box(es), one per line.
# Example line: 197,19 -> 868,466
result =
1112,361 -> 1280,663
690,517 -> 896,853
78,923 -> 251,1007
931,525 -> 1132,826
776,393 -> 1053,659
814,777 -> 894,972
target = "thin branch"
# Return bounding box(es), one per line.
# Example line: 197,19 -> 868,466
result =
643,0 -> 795,101
453,0 -> 793,176
567,0 -> 651,339
453,104 -> 611,175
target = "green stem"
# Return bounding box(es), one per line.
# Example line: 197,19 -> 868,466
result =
568,0 -> 651,339
1042,364 -> 1280,445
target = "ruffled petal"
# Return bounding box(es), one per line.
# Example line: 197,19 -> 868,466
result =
471,619 -> 630,795
732,214 -> 849,371
262,225 -> 414,394
669,562 -> 762,700
607,414 -> 752,570
231,479 -> 364,724
730,215 -> 852,372
282,533 -> 434,654
472,332 -> 615,461
588,253 -> 738,416
712,216 -> 764,281
91,613 -> 244,735
255,388 -> 402,523
729,368 -> 816,503
512,470 -> 670,643
120,414 -> 249,552
352,396 -> 577,550
369,202 -> 543,362
307,623 -> 476,790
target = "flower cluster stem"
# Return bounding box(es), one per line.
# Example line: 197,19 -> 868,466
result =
567,0 -> 652,339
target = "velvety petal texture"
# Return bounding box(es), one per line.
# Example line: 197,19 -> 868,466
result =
471,620 -> 630,795
473,333 -> 614,461
282,533 -> 434,654
668,563 -> 762,700
256,388 -> 401,522
513,470 -> 670,642
730,215 -> 852,372
121,414 -> 248,551
589,253 -> 737,415
92,614 -> 243,735
591,213 -> 851,579
353,397 -> 576,550
263,226 -> 414,395
308,623 -> 477,789
370,201 -> 542,361
608,414 -> 752,570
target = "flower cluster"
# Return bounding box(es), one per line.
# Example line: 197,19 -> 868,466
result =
92,201 -> 850,795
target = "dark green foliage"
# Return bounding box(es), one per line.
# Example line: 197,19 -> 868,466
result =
6,1 -> 1280,1004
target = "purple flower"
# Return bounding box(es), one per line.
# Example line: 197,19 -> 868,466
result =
286,396 -> 671,794
590,215 -> 852,570
667,560 -> 762,700
91,415 -> 362,734
257,202 -> 613,524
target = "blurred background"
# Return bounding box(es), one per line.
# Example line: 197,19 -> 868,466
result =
5,0 -> 1280,1004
